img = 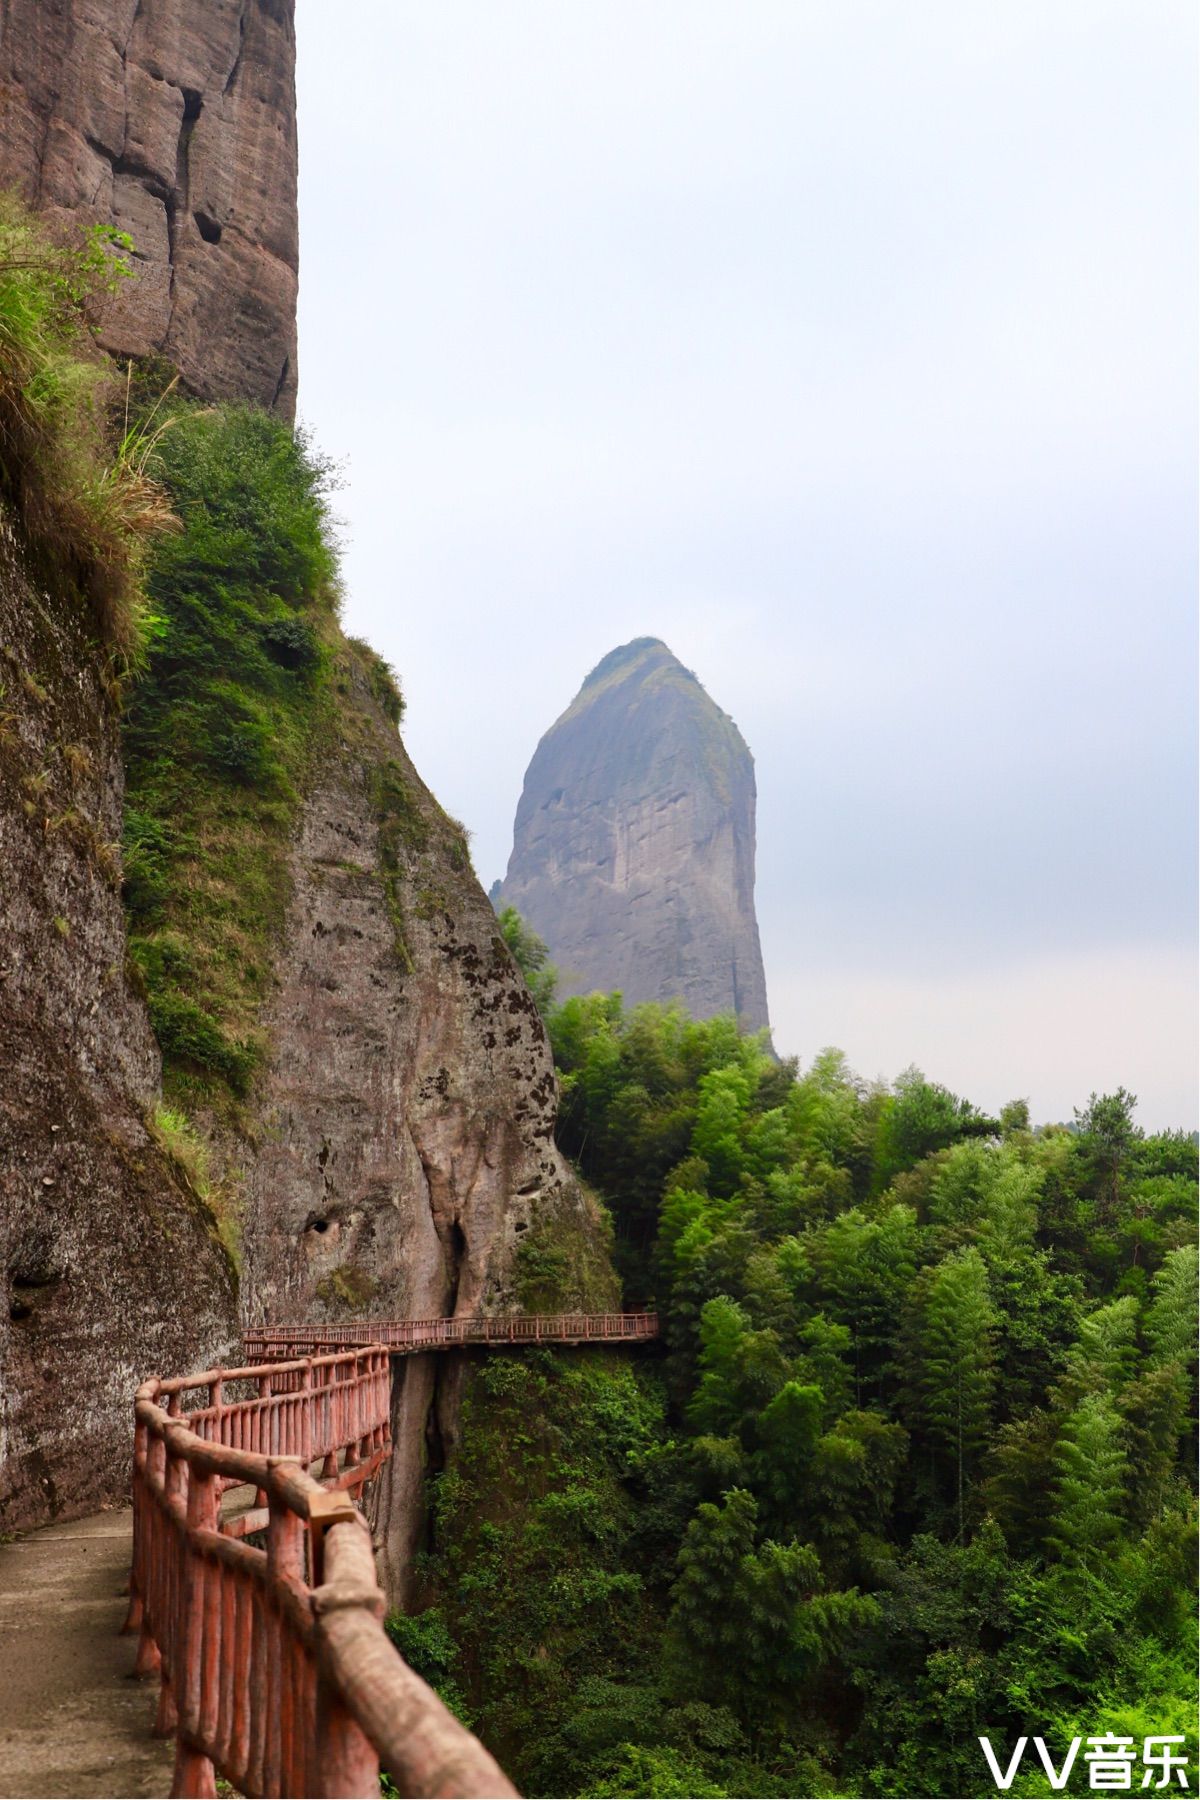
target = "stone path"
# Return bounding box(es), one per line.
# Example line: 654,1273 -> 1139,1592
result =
0,1509 -> 171,1799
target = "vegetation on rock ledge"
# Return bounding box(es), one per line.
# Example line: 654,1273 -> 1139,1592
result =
0,194 -> 172,658
122,401 -> 343,1103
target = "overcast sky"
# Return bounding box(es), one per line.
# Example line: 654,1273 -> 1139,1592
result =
294,2 -> 1197,1129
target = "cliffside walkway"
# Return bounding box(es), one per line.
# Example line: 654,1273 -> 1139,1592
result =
0,1509 -> 172,1799
242,1308 -> 661,1361
49,1311 -> 657,1800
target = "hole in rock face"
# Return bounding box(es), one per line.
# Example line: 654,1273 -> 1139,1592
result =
194,210 -> 222,243
309,1218 -> 330,1235
181,88 -> 202,123
444,1219 -> 468,1310
514,1220 -> 529,1234
10,1300 -> 32,1322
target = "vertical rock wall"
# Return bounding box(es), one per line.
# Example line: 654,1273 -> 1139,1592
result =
0,0 -> 299,415
0,514 -> 237,1529
242,644 -> 616,1598
499,637 -> 772,1036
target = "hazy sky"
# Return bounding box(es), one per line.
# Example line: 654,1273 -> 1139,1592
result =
295,2 -> 1197,1129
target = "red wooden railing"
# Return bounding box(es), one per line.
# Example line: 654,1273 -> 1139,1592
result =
242,1309 -> 661,1361
128,1346 -> 513,1799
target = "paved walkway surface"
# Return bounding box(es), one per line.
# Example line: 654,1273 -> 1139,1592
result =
0,1509 -> 171,1799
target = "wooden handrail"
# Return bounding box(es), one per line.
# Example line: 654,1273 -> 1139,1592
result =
127,1346 -> 513,1798
128,1317 -> 659,1794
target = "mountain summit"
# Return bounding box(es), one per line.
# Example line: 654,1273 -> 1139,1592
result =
497,638 -> 770,1034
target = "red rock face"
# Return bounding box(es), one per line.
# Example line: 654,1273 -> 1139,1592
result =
0,0 -> 299,415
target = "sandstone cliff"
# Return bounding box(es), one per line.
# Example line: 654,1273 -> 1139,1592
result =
0,512 -> 236,1530
241,640 -> 616,1598
498,637 -> 771,1036
0,0 -> 299,415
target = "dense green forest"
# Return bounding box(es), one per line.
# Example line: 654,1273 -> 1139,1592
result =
398,911 -> 1198,1799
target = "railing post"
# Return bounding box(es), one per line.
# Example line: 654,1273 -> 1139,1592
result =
301,1358 -> 314,1468
314,1672 -> 382,1800
134,1557 -> 162,1678
172,1463 -> 219,1800
267,1460 -> 307,1795
268,1463 -> 306,1582
154,1670 -> 179,1739
124,1411 -> 149,1635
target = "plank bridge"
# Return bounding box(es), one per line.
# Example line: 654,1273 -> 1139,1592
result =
126,1312 -> 659,1798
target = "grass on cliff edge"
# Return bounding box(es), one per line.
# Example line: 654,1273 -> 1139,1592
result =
121,398 -> 403,1108
0,192 -> 174,659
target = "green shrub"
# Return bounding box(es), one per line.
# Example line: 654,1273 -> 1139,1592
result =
261,616 -> 320,671
147,1103 -> 241,1269
348,636 -> 404,722
384,1609 -> 474,1727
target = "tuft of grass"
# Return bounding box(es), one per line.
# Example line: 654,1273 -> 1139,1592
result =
44,804 -> 122,887
0,193 -> 177,658
59,740 -> 93,784
316,1267 -> 379,1313
148,1103 -> 241,1271
347,635 -> 405,723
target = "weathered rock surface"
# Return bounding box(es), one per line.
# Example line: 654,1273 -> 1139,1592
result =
0,513 -> 236,1531
0,0 -> 299,415
241,642 -> 616,1598
498,637 -> 771,1034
